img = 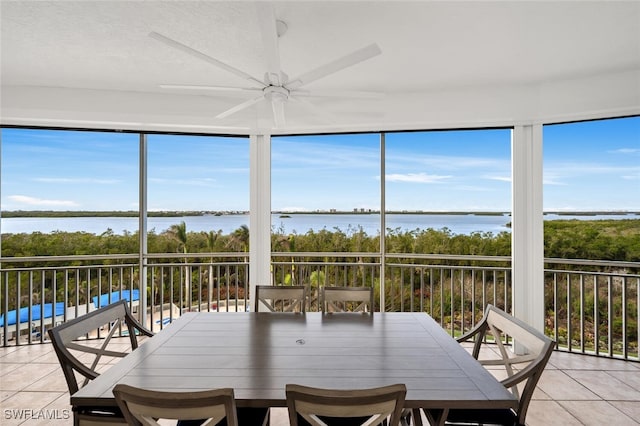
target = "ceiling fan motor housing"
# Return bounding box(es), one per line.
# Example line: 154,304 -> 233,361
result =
264,85 -> 290,103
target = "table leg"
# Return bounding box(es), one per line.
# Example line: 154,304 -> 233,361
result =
423,408 -> 449,426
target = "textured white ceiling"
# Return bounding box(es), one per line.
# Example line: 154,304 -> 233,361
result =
1,1 -> 639,134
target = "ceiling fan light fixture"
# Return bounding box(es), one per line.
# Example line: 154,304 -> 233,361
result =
264,85 -> 289,103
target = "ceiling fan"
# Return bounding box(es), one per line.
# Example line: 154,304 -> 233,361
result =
149,4 -> 382,128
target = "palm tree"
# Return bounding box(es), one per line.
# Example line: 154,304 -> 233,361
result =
282,235 -> 297,285
169,221 -> 190,307
205,230 -> 221,307
169,221 -> 188,253
205,230 -> 221,254
227,225 -> 250,252
225,226 -> 250,296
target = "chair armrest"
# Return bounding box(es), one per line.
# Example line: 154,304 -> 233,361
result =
500,366 -> 533,390
456,308 -> 492,360
456,321 -> 486,343
134,322 -> 154,338
500,348 -> 553,389
125,313 -> 154,338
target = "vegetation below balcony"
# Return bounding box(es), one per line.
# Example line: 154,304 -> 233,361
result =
1,219 -> 638,358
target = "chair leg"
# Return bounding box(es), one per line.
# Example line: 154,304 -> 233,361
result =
400,408 -> 424,426
412,408 -> 424,426
422,408 -> 448,426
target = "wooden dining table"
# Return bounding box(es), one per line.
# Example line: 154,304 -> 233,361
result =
71,311 -> 517,425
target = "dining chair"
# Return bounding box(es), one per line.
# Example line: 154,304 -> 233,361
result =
286,383 -> 406,426
113,384 -> 238,426
414,304 -> 555,426
47,300 -> 154,425
321,287 -> 374,313
254,285 -> 307,313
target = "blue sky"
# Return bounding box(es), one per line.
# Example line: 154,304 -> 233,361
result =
1,116 -> 638,212
543,118 -> 639,211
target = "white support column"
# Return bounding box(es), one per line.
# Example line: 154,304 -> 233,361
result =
249,133 -> 272,311
0,130 -> 3,263
511,125 -> 544,331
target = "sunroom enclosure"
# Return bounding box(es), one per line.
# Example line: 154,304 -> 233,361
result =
1,122 -> 638,360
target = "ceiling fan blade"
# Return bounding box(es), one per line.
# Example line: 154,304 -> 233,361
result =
256,3 -> 282,84
271,100 -> 286,128
160,84 -> 263,94
149,31 -> 265,87
289,96 -> 336,123
294,89 -> 385,99
287,43 -> 382,90
216,95 -> 264,119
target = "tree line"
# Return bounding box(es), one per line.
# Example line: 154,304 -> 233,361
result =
1,219 -> 638,262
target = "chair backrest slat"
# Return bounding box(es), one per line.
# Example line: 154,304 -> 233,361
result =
286,383 -> 406,426
47,300 -> 153,396
255,285 -> 306,313
321,287 -> 374,313
56,302 -> 127,344
486,309 -> 547,354
113,384 -> 238,426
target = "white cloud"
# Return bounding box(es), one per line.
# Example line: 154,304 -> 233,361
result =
544,162 -> 640,187
609,148 -> 640,155
486,176 -> 511,182
8,195 -> 78,207
273,140 -> 379,170
387,153 -> 509,172
543,170 -> 573,186
545,162 -> 638,177
385,173 -> 451,183
455,185 -> 492,192
33,177 -> 120,184
543,178 -> 568,186
149,177 -> 218,187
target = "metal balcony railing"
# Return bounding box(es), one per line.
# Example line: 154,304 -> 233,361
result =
271,252 -> 512,336
545,258 -> 640,360
1,253 -> 638,362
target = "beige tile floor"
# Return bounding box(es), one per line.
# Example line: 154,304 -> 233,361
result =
1,340 -> 639,426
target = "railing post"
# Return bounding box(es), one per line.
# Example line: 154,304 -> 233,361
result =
139,133 -> 148,326
511,125 -> 544,333
380,132 -> 386,312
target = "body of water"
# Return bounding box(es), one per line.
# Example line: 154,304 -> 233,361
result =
1,213 -> 638,236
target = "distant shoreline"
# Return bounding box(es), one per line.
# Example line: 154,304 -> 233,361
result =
1,210 -> 638,218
